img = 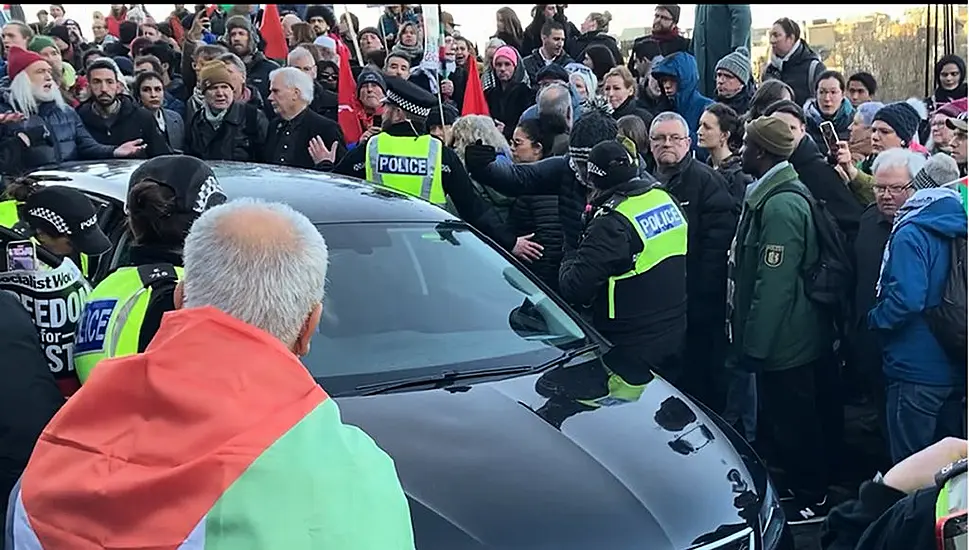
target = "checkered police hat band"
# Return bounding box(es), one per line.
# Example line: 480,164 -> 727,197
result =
29,207 -> 71,235
387,90 -> 431,118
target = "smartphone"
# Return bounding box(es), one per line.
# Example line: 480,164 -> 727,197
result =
819,120 -> 839,152
938,512 -> 967,550
372,114 -> 382,127
6,240 -> 37,271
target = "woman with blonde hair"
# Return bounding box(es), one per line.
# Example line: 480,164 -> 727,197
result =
569,11 -> 622,65
602,66 -> 653,127
450,115 -> 516,222
492,7 -> 524,52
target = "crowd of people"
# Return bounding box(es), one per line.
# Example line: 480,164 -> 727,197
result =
0,3 -> 967,549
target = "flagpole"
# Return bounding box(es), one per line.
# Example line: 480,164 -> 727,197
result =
342,4 -> 364,66
433,4 -> 445,125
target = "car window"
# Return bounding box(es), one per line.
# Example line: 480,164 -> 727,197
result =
307,222 -> 587,394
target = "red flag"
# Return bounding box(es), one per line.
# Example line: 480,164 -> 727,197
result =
462,58 -> 490,117
336,40 -> 363,144
259,4 -> 287,61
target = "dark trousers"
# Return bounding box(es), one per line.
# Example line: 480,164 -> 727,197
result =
758,355 -> 843,503
681,318 -> 728,412
885,380 -> 965,465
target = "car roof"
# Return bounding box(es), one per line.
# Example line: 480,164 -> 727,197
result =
30,159 -> 460,224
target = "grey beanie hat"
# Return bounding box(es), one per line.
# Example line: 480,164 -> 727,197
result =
715,47 -> 751,85
911,153 -> 960,191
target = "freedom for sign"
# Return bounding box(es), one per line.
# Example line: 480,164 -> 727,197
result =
0,258 -> 91,379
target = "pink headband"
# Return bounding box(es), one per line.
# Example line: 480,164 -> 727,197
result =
492,46 -> 518,69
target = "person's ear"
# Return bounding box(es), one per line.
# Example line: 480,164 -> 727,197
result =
174,280 -> 185,310
293,302 -> 323,356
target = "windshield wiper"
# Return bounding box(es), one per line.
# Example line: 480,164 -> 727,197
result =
355,341 -> 601,396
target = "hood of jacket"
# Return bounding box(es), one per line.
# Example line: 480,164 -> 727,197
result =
893,187 -> 967,238
651,52 -> 701,110
805,97 -> 855,129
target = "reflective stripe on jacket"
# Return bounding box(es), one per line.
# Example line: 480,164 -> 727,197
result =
74,264 -> 181,384
364,134 -> 445,205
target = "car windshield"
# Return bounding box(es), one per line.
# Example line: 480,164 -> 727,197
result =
305,221 -> 587,394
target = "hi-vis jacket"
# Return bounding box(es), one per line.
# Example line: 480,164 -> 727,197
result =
7,306 -> 416,549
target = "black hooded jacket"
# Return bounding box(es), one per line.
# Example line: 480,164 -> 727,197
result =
567,31 -> 623,65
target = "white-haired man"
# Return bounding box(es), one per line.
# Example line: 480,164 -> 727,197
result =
869,149 -> 967,464
8,199 -> 416,549
0,47 -> 144,171
267,66 -> 346,169
287,45 -> 338,122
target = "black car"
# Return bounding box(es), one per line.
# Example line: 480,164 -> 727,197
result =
28,160 -> 793,550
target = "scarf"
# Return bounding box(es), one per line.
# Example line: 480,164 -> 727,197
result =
203,104 -> 228,130
392,42 -> 424,65
769,41 -> 802,71
875,187 -> 960,296
649,27 -> 682,44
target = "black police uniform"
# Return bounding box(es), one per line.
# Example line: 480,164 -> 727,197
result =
321,76 -> 515,251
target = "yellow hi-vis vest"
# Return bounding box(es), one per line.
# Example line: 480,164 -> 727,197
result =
936,459 -> 968,548
364,134 -> 446,205
74,263 -> 182,384
0,199 -> 92,278
604,187 -> 689,319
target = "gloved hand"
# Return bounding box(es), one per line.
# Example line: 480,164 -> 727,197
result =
737,355 -> 767,374
464,139 -> 497,173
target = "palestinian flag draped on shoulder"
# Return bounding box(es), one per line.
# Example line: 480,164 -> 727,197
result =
7,306 -> 416,550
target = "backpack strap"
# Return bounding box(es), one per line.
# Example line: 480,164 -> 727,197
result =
807,59 -> 822,99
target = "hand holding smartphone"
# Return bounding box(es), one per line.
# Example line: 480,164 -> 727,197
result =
820,120 -> 840,164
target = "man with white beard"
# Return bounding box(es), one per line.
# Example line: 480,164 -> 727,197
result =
0,47 -> 145,172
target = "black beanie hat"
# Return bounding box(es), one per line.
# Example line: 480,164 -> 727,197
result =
588,140 -> 639,190
569,110 -> 618,160
873,101 -> 921,146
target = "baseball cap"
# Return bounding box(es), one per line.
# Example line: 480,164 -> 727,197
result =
586,140 -> 639,190
25,186 -> 112,256
127,156 -> 227,216
946,111 -> 968,133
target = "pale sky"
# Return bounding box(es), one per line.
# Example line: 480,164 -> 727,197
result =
24,3 -> 923,48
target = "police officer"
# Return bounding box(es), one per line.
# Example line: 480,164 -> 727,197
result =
558,140 -> 689,386
0,178 -> 112,276
314,75 -> 516,251
74,156 -> 227,383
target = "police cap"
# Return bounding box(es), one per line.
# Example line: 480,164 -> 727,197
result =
382,76 -> 438,119
128,155 -> 227,216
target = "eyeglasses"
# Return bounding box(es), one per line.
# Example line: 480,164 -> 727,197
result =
872,183 -> 913,195
650,134 -> 688,144
319,72 -> 337,81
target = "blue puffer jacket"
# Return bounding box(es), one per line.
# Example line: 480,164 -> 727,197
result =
0,93 -> 115,169
651,52 -> 714,151
869,189 -> 967,386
